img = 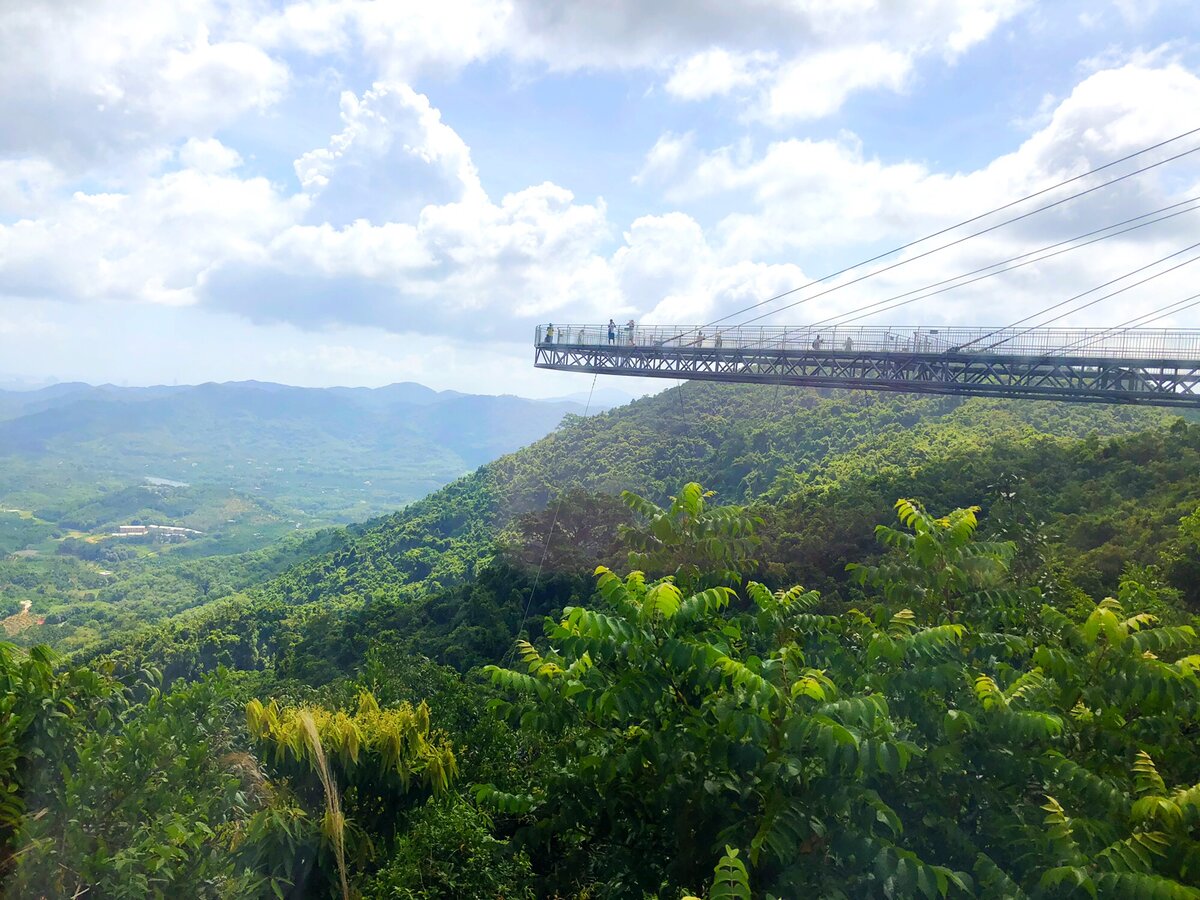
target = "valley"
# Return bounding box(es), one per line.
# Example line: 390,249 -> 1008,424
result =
0,380 -> 610,652
6,380 -> 1200,897
7,5 -> 1200,895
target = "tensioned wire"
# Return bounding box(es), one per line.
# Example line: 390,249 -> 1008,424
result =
720,143 -> 1200,346
1051,292 -> 1200,357
963,239 -> 1200,352
801,198 -> 1200,330
980,290 -> 1200,392
666,126 -> 1200,344
506,372 -> 600,665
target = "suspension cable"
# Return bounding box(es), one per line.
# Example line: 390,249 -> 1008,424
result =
978,244 -> 1200,352
960,240 -> 1200,352
1051,292 -> 1200,357
722,143 -> 1200,339
665,127 -> 1200,342
804,198 -> 1200,330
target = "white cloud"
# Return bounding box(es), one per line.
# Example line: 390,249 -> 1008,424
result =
507,0 -> 1024,122
252,0 -> 510,78
0,168 -> 297,306
634,62 -> 1200,329
609,213 -> 810,324
762,44 -> 913,123
633,133 -> 696,186
10,59 -> 1200,348
665,49 -> 775,101
178,138 -> 244,174
0,1 -> 288,172
0,158 -> 64,219
4,0 -> 1199,394
294,83 -> 485,225
0,0 -> 1031,200
254,0 -> 1025,123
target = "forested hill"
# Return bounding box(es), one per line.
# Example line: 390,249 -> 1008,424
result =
0,379 -> 596,526
92,382 -> 1195,676
208,384 -> 1172,603
17,383 -> 1200,898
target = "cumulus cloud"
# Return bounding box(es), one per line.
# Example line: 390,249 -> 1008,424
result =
251,0 -> 1025,123
178,138 -> 244,174
612,213 -> 810,324
0,0 -> 1030,198
0,158 -> 64,219
4,0 -> 1199,378
635,61 -> 1200,329
295,83 -> 485,225
251,0 -> 510,78
761,44 -> 913,123
0,168 -> 297,306
0,1 -> 288,172
664,50 -> 775,101
9,58 -> 1200,346
506,0 -> 1025,122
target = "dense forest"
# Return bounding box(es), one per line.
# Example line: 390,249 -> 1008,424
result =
5,383 -> 1200,897
0,381 -> 596,655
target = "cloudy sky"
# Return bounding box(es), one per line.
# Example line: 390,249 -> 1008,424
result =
2,0 -> 1199,396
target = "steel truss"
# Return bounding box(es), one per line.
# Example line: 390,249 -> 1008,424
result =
533,344 -> 1200,408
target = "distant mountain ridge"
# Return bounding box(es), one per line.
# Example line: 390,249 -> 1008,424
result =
0,379 -> 609,530
88,382 -> 1189,678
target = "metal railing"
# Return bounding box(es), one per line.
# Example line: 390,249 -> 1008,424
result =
534,324 -> 1200,361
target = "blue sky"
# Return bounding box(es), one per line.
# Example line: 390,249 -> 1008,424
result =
1,0 -> 1199,396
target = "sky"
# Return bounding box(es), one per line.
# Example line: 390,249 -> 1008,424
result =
2,0 -> 1200,397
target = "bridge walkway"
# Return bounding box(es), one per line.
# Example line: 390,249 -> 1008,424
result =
533,324 -> 1200,408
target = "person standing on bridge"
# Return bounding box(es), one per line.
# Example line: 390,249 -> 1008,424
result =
812,335 -> 823,351
544,323 -> 555,345
626,319 -> 636,345
714,331 -> 723,349
608,319 -> 616,345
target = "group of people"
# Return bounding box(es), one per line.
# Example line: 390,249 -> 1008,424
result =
542,322 -> 860,354
540,320 -> 637,346
607,319 -> 636,345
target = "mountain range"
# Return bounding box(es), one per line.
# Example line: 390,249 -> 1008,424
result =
0,379 -> 622,531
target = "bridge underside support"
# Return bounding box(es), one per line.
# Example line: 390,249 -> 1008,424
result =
534,344 -> 1200,408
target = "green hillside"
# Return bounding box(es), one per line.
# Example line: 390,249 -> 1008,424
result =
88,385 -> 1180,677
0,380 -> 596,653
8,383 -> 1200,898
0,380 -> 592,528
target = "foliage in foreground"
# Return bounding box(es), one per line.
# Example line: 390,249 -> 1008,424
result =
5,480 -> 1200,897
482,489 -> 1200,898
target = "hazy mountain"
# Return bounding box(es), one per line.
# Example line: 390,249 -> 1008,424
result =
0,380 -> 596,532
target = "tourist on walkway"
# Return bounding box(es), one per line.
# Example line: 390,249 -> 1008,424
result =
608,319 -> 617,344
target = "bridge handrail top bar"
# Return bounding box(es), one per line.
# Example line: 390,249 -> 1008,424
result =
536,323 -> 1200,335
535,323 -> 1200,362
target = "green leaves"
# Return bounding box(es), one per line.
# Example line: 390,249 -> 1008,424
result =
643,581 -> 683,622
706,846 -> 751,900
484,491 -> 1200,898
472,784 -> 535,815
618,483 -> 761,590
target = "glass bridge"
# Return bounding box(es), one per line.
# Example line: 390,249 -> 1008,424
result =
533,324 -> 1200,408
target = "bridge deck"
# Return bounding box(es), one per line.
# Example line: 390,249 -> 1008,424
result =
533,324 -> 1200,408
